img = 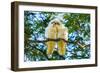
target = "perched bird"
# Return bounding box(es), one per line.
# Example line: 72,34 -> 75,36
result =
57,26 -> 68,56
45,18 -> 68,58
45,19 -> 57,58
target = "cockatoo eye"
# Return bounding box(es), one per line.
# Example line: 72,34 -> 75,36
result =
54,22 -> 60,25
52,22 -> 60,26
51,22 -> 55,25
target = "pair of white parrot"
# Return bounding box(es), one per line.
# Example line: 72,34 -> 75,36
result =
45,18 -> 68,58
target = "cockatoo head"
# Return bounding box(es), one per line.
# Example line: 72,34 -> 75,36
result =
48,18 -> 64,28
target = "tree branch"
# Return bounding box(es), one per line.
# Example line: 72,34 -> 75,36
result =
29,38 -> 90,48
29,38 -> 67,43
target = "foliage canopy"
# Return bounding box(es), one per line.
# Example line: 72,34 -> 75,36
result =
24,11 -> 90,61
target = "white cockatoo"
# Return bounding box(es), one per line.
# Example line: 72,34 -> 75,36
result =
57,25 -> 68,56
45,18 -> 68,57
45,19 -> 57,58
